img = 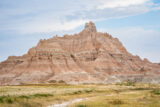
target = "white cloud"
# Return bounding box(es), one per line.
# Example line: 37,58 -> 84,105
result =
153,6 -> 160,10
0,0 -> 158,34
14,19 -> 88,34
152,4 -> 160,11
97,0 -> 148,9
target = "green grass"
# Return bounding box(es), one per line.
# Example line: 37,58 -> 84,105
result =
0,96 -> 4,103
18,95 -> 30,99
5,98 -> 13,104
151,89 -> 160,95
116,81 -> 135,86
109,99 -> 124,105
32,93 -> 53,97
84,89 -> 94,93
0,96 -> 13,104
77,104 -> 87,107
73,91 -> 82,95
0,83 -> 160,107
0,93 -> 53,105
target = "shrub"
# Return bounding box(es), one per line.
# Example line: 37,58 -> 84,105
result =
85,89 -> 93,93
77,104 -> 87,107
133,88 -> 151,90
0,96 -> 4,103
33,93 -> 53,97
117,80 -> 135,86
125,80 -> 135,86
18,95 -> 30,99
49,80 -> 57,83
151,89 -> 160,95
0,96 -> 12,103
58,80 -> 66,84
6,98 -> 13,104
109,99 -> 124,105
73,91 -> 82,95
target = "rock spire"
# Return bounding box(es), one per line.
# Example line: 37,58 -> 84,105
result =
84,21 -> 97,32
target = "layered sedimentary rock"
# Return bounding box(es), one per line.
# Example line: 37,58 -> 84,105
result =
0,22 -> 160,85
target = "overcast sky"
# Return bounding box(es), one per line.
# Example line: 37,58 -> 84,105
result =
0,0 -> 160,62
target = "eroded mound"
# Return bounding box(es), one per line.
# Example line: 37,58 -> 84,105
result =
0,22 -> 160,85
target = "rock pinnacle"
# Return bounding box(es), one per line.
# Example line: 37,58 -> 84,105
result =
84,21 -> 97,32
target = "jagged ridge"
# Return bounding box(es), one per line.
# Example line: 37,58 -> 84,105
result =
0,22 -> 160,85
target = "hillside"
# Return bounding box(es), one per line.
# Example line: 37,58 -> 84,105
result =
0,22 -> 160,85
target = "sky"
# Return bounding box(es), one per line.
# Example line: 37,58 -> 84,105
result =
0,0 -> 160,62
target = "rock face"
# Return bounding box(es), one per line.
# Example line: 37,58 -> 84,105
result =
0,22 -> 160,85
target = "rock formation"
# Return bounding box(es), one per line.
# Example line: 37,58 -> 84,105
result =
0,22 -> 160,85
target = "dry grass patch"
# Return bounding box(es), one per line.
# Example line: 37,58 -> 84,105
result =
0,83 -> 160,107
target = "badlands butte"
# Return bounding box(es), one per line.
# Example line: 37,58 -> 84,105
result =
0,22 -> 160,85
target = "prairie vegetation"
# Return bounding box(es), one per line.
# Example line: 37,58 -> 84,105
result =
0,83 -> 160,107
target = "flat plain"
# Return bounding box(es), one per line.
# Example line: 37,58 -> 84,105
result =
0,82 -> 160,107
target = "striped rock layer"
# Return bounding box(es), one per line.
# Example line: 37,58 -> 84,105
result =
0,22 -> 160,85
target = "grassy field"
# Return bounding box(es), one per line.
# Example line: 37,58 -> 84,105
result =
0,82 -> 160,107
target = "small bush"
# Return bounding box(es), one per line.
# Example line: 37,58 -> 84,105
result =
6,98 -> 13,104
58,80 -> 66,84
125,81 -> 135,86
72,91 -> 82,95
117,80 -> 135,86
109,99 -> 124,105
151,89 -> 160,95
0,96 -> 4,103
133,88 -> 151,90
33,93 -> 53,97
0,96 -> 11,103
18,95 -> 30,99
49,80 -> 57,83
77,104 -> 87,107
85,90 -> 93,93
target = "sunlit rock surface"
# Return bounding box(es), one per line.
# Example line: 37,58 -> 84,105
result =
0,22 -> 160,85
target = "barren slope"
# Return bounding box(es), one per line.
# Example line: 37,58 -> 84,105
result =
0,22 -> 160,85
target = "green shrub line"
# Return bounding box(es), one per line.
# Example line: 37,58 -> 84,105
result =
0,89 -> 95,104
0,93 -> 53,104
32,93 -> 53,97
77,104 -> 87,107
18,95 -> 30,99
0,96 -> 13,104
109,99 -> 124,105
0,96 -> 4,103
132,87 -> 153,90
151,89 -> 160,95
76,89 -> 94,94
116,81 -> 135,86
6,98 -> 13,104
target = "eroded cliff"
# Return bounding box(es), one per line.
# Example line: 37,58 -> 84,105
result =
0,22 -> 160,85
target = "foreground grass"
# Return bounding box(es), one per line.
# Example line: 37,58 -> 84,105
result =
69,83 -> 160,107
0,83 -> 160,107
